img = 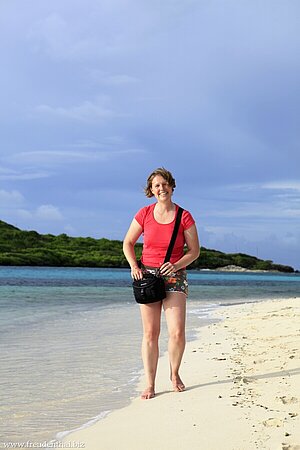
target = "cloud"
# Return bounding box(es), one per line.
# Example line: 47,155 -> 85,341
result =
23,1 -> 198,71
0,171 -> 51,181
35,100 -> 119,122
64,224 -> 77,235
194,182 -> 300,232
28,12 -> 97,61
88,70 -> 140,86
0,189 -> 25,206
15,209 -> 33,220
5,149 -> 146,166
27,8 -> 129,62
206,204 -> 300,220
202,225 -> 300,269
101,74 -> 140,85
0,165 -> 51,181
0,191 -> 63,222
35,204 -> 63,221
68,137 -> 126,148
262,181 -> 300,191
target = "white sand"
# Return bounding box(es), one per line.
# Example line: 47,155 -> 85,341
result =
63,297 -> 300,450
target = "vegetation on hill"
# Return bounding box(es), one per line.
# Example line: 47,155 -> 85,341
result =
0,220 -> 294,272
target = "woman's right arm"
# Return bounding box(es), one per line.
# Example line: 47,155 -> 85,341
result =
123,218 -> 144,280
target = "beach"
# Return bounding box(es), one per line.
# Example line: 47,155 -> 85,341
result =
63,297 -> 300,450
1,267 -> 300,446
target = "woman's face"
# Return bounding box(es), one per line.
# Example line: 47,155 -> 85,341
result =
151,175 -> 173,201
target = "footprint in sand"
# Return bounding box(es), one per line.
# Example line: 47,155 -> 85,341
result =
234,376 -> 254,384
277,396 -> 298,405
263,417 -> 284,427
282,445 -> 300,450
253,359 -> 266,364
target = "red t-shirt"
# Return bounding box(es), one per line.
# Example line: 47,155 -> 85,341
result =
134,203 -> 195,268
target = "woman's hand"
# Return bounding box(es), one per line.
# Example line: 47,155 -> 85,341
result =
159,261 -> 177,276
123,219 -> 144,280
131,266 -> 144,280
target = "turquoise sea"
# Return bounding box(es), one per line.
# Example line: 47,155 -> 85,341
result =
0,266 -> 299,445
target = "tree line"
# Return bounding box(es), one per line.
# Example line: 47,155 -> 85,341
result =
0,220 -> 294,272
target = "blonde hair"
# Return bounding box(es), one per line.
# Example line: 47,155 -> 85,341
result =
144,167 -> 176,198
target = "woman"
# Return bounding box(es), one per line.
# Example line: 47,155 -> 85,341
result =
123,168 -> 200,399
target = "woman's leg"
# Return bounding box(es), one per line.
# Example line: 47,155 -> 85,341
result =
163,292 -> 186,391
139,301 -> 162,399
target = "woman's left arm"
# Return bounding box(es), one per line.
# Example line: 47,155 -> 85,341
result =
160,224 -> 200,275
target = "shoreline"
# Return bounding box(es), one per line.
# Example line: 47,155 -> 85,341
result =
62,297 -> 300,450
55,304 -> 220,444
0,265 -> 298,273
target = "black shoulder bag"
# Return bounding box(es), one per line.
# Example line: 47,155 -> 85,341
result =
132,207 -> 184,304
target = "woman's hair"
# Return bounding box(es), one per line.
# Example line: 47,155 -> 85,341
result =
144,167 -> 176,198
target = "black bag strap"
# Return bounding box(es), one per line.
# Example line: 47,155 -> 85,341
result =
163,206 -> 184,264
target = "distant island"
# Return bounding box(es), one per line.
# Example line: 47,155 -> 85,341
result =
0,220 -> 295,272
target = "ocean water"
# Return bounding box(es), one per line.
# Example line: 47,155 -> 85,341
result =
0,266 -> 299,445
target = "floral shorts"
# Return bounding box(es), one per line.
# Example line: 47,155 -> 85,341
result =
141,264 -> 188,297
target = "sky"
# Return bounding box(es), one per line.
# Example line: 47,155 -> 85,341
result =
0,0 -> 299,269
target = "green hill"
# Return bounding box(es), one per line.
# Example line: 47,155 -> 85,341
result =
0,220 -> 295,272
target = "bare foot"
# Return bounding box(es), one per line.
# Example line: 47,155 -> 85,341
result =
141,387 -> 155,399
171,375 -> 185,392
